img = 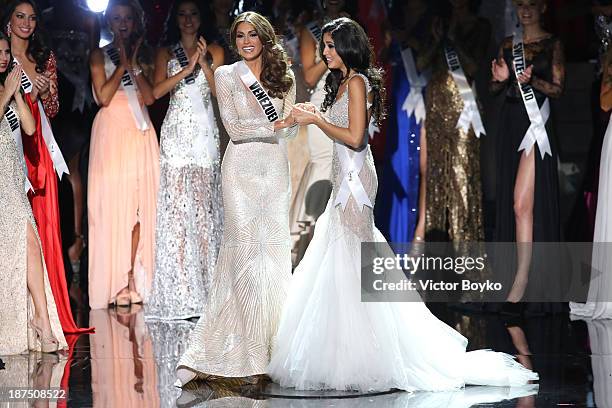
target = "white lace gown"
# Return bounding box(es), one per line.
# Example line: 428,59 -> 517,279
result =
570,118 -> 612,319
268,74 -> 538,392
145,56 -> 223,321
176,63 -> 297,378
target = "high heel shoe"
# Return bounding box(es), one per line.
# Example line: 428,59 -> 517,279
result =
115,292 -> 131,307
129,291 -> 143,304
29,320 -> 60,353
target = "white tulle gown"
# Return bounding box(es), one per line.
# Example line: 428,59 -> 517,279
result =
570,118 -> 612,319
267,74 -> 538,392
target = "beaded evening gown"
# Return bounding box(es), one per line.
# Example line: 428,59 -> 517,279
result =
176,63 -> 297,379
268,74 -> 537,392
0,102 -> 67,355
145,54 -> 223,321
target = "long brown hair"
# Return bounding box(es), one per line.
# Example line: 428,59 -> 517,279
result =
230,11 -> 293,99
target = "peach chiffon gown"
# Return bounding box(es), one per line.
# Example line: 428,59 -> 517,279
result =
88,45 -> 160,309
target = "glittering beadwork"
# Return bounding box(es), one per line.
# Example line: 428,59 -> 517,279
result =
177,63 -> 297,377
145,58 -> 223,321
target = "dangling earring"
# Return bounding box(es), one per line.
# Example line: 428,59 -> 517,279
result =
6,22 -> 11,38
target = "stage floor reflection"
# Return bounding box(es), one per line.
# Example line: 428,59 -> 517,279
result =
0,305 -> 609,407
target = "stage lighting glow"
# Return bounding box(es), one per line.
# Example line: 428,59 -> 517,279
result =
86,0 -> 109,13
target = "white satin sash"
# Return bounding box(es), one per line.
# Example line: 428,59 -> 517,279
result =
236,60 -> 279,122
512,28 -> 552,158
5,104 -> 33,192
105,46 -> 150,131
305,21 -> 322,43
400,47 -> 427,123
444,46 -> 486,137
334,143 -> 372,211
173,43 -> 217,162
16,61 -> 69,179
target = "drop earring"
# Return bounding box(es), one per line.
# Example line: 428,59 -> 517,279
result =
6,22 -> 11,38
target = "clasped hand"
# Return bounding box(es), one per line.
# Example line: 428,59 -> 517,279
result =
291,102 -> 319,125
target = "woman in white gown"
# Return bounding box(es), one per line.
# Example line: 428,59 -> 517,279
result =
175,11 -> 298,386
145,0 -> 224,321
570,47 -> 612,319
268,17 -> 538,392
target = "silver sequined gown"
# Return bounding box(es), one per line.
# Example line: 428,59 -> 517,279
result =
145,57 -> 223,321
268,75 -> 537,392
177,62 -> 297,378
0,102 -> 67,355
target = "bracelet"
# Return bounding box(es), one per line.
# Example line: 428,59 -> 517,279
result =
132,66 -> 143,77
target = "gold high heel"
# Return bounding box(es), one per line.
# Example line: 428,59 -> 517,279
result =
129,291 -> 142,304
115,291 -> 131,307
29,320 -> 59,353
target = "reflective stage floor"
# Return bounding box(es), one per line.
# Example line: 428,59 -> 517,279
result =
1,303 -> 610,407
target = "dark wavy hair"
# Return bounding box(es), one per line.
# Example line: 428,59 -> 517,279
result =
161,0 -> 217,46
230,11 -> 293,99
2,0 -> 51,74
319,17 -> 386,126
105,0 -> 152,67
0,31 -> 12,84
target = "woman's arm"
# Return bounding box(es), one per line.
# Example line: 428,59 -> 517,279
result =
40,52 -> 59,118
490,40 -> 510,95
601,50 -> 612,111
152,47 -> 192,99
90,48 -> 125,107
276,70 -> 298,139
300,26 -> 327,88
530,38 -> 565,98
15,92 -> 36,135
297,75 -> 368,149
201,43 -> 224,97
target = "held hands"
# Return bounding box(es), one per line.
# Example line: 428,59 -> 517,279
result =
197,37 -> 209,69
491,57 -> 509,82
2,66 -> 22,104
291,102 -> 320,126
130,37 -> 144,70
515,64 -> 533,84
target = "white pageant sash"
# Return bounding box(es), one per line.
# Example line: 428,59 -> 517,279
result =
236,60 -> 279,122
512,29 -> 552,158
16,61 -> 69,179
105,46 -> 149,131
333,143 -> 372,211
305,21 -> 322,43
173,43 -> 218,162
5,104 -> 33,192
444,46 -> 486,137
400,47 -> 427,123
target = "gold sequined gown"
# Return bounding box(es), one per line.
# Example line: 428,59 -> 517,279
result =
0,101 -> 67,355
176,63 -> 297,379
423,20 -> 490,242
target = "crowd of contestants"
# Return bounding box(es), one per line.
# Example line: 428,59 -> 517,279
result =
0,0 -> 611,358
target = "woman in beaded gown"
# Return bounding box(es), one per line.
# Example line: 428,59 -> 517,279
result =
490,0 -> 564,304
268,18 -> 538,392
417,0 -> 490,243
175,12 -> 297,386
145,0 -> 224,321
0,36 -> 67,355
88,0 -> 159,309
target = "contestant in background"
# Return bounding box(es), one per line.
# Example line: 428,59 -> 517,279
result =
375,0 -> 430,244
176,11 -> 297,386
417,0 -> 490,243
570,45 -> 612,319
4,0 -> 90,334
0,35 -> 67,354
88,0 -> 159,309
145,0 -> 224,321
490,0 -> 564,305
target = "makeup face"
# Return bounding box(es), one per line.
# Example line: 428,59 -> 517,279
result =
235,22 -> 263,61
515,0 -> 544,26
177,2 -> 200,36
10,3 -> 37,41
322,32 -> 345,71
0,39 -> 10,72
107,5 -> 135,41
